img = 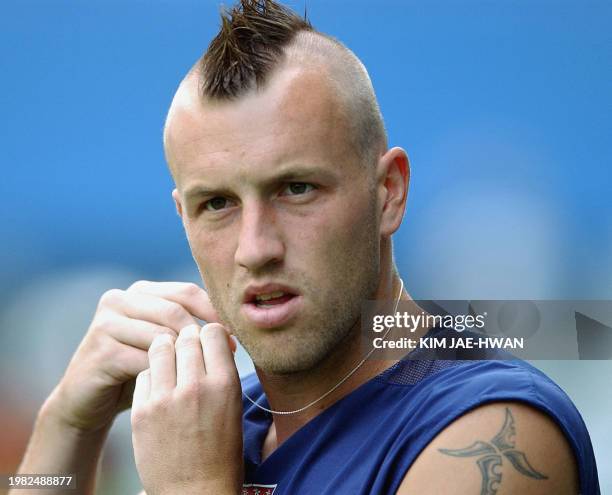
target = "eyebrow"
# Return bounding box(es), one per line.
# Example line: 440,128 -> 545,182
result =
183,165 -> 338,202
184,185 -> 231,203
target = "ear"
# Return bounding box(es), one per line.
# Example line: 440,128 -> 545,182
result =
172,188 -> 184,218
375,147 -> 410,237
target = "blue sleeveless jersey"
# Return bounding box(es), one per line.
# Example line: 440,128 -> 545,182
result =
241,334 -> 600,494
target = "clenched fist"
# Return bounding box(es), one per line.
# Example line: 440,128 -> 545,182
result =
131,323 -> 243,495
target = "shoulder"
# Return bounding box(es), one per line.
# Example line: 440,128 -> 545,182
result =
385,358 -> 588,436
378,359 -> 598,494
395,400 -> 579,494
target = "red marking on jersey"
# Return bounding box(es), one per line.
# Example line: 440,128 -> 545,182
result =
242,483 -> 277,495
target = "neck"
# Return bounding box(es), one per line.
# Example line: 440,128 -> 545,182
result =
255,254 -> 405,445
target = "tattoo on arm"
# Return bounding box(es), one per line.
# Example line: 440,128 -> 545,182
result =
438,407 -> 548,495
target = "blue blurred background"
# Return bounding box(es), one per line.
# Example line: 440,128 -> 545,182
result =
1,0 -> 610,493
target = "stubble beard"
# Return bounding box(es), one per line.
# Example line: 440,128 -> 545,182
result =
206,212 -> 381,375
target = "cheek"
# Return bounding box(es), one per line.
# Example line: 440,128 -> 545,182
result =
184,221 -> 234,279
333,188 -> 376,235
291,191 -> 377,260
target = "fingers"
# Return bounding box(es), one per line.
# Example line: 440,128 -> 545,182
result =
91,339 -> 149,392
148,334 -> 176,398
106,342 -> 150,381
175,325 -> 206,388
99,313 -> 177,350
111,290 -> 198,332
201,323 -> 239,379
145,324 -> 238,401
128,281 -> 220,323
133,369 -> 151,409
95,282 -> 226,365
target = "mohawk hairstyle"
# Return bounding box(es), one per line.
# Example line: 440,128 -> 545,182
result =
200,0 -> 313,99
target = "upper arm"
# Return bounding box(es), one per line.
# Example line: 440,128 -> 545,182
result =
395,401 -> 579,495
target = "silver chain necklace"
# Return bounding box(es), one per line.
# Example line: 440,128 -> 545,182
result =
242,278 -> 404,415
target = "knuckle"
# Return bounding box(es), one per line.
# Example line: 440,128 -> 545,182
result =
210,373 -> 237,391
202,322 -> 226,336
92,311 -> 115,334
174,334 -> 200,350
155,326 -> 177,338
149,395 -> 172,412
182,282 -> 201,296
148,339 -> 175,359
90,334 -> 118,361
177,382 -> 202,401
99,288 -> 123,308
89,343 -> 109,364
128,280 -> 151,292
177,322 -> 200,339
130,406 -> 149,428
164,302 -> 187,323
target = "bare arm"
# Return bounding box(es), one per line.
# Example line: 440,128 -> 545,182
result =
396,401 -> 579,494
9,390 -> 111,495
9,281 -> 218,495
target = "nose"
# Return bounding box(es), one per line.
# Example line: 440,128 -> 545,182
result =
234,200 -> 285,272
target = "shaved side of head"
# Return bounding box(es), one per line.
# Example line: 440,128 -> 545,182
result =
282,31 -> 388,168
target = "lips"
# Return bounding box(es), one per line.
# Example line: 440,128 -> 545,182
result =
243,283 -> 299,304
254,291 -> 295,306
241,283 -> 303,329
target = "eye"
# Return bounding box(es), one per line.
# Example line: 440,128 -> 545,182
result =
203,197 -> 232,211
281,182 -> 315,196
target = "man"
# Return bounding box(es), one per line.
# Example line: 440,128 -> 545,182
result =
13,1 -> 600,494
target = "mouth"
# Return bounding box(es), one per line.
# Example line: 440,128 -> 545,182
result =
241,285 -> 303,329
252,290 -> 295,307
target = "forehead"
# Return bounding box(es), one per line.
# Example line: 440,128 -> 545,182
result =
164,64 -> 356,188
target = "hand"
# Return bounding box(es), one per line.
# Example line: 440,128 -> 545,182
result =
131,323 -> 243,495
47,281 -> 220,433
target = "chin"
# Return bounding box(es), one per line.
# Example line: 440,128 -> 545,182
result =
234,300 -> 359,374
247,335 -> 338,375
253,354 -> 320,375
